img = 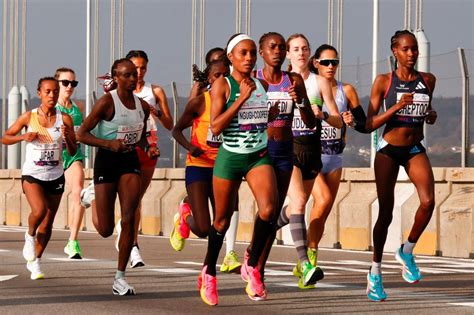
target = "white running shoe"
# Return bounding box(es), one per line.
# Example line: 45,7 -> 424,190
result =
80,182 -> 95,208
112,278 -> 136,296
27,258 -> 44,280
130,246 -> 145,268
23,232 -> 36,262
115,219 -> 121,252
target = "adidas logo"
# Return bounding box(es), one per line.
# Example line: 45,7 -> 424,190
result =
415,82 -> 426,90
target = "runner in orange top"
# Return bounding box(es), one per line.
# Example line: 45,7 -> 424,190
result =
170,58 -> 229,252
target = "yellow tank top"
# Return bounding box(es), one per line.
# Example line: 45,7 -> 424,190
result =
186,92 -> 222,167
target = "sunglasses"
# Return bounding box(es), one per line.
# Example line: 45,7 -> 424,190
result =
317,59 -> 340,67
58,79 -> 79,88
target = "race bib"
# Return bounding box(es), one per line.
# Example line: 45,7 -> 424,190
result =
116,122 -> 145,146
320,120 -> 342,140
266,91 -> 292,115
206,127 -> 223,148
237,96 -> 268,131
33,143 -> 60,166
395,93 -> 430,120
292,108 -> 317,137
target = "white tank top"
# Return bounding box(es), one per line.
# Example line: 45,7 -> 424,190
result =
134,82 -> 159,145
94,90 -> 145,148
22,108 -> 64,181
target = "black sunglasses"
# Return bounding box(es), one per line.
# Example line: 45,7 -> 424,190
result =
58,79 -> 79,88
316,59 -> 340,67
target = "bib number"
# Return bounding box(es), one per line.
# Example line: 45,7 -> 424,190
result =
33,143 -> 60,166
116,122 -> 144,146
320,121 -> 341,140
237,98 -> 268,131
206,127 -> 223,148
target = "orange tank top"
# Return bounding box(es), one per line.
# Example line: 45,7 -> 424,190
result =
186,92 -> 222,167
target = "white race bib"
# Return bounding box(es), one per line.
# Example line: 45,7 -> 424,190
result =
395,93 -> 430,117
320,120 -> 342,140
292,108 -> 317,136
206,127 -> 223,148
266,91 -> 292,115
237,93 -> 268,131
116,122 -> 145,146
32,143 -> 60,166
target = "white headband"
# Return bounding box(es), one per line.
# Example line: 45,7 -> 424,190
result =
226,34 -> 253,55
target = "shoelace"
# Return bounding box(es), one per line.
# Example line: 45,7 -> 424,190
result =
204,274 -> 217,294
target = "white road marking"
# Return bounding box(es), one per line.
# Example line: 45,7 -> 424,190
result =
49,257 -> 98,262
147,268 -> 198,274
0,249 -> 10,253
276,281 -> 346,289
0,275 -> 18,281
448,302 -> 474,308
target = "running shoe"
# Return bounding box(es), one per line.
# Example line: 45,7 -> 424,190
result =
64,240 -> 83,259
115,219 -> 121,252
177,201 -> 191,239
169,213 -> 185,251
244,263 -> 267,301
80,181 -> 95,208
130,245 -> 145,268
112,278 -> 136,296
395,245 -> 422,283
240,250 -> 250,281
220,250 -> 242,273
27,258 -> 44,280
23,232 -> 36,262
366,270 -> 387,302
200,266 -> 218,306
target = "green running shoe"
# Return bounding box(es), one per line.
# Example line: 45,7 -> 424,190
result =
170,213 -> 185,251
220,250 -> 242,273
64,240 -> 83,259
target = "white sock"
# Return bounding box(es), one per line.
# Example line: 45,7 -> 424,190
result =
225,211 -> 239,254
25,232 -> 35,240
371,262 -> 382,275
403,241 -> 416,254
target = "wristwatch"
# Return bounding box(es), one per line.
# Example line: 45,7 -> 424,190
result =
323,111 -> 329,121
295,98 -> 306,108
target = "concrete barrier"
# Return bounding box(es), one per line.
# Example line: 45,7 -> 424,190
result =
0,170 -> 12,225
2,167 -> 473,258
439,168 -> 474,258
339,168 -> 377,251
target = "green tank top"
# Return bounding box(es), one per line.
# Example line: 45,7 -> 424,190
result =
55,100 -> 85,169
222,76 -> 268,154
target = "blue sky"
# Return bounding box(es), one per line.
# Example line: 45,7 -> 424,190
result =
0,0 -> 472,99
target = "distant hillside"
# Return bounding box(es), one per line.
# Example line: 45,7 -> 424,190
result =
1,95 -> 473,168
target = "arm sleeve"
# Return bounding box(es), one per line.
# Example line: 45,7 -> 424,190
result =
350,106 -> 369,134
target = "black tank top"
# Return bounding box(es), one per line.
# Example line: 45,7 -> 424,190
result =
384,71 -> 430,128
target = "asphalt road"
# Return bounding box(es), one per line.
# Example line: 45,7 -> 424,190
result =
1,226 -> 473,314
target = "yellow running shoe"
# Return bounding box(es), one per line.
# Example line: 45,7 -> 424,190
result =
220,250 -> 242,273
169,213 -> 185,251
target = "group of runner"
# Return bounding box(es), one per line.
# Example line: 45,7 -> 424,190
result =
2,29 -> 437,304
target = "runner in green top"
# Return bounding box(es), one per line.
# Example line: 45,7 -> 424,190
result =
54,67 -> 86,259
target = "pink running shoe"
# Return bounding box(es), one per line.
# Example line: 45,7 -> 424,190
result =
200,266 -> 218,306
240,250 -> 250,281
245,264 -> 267,301
177,202 -> 191,239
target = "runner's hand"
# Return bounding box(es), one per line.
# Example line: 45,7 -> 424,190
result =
238,78 -> 256,102
189,145 -> 204,157
425,110 -> 437,125
22,132 -> 38,142
108,139 -> 128,152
